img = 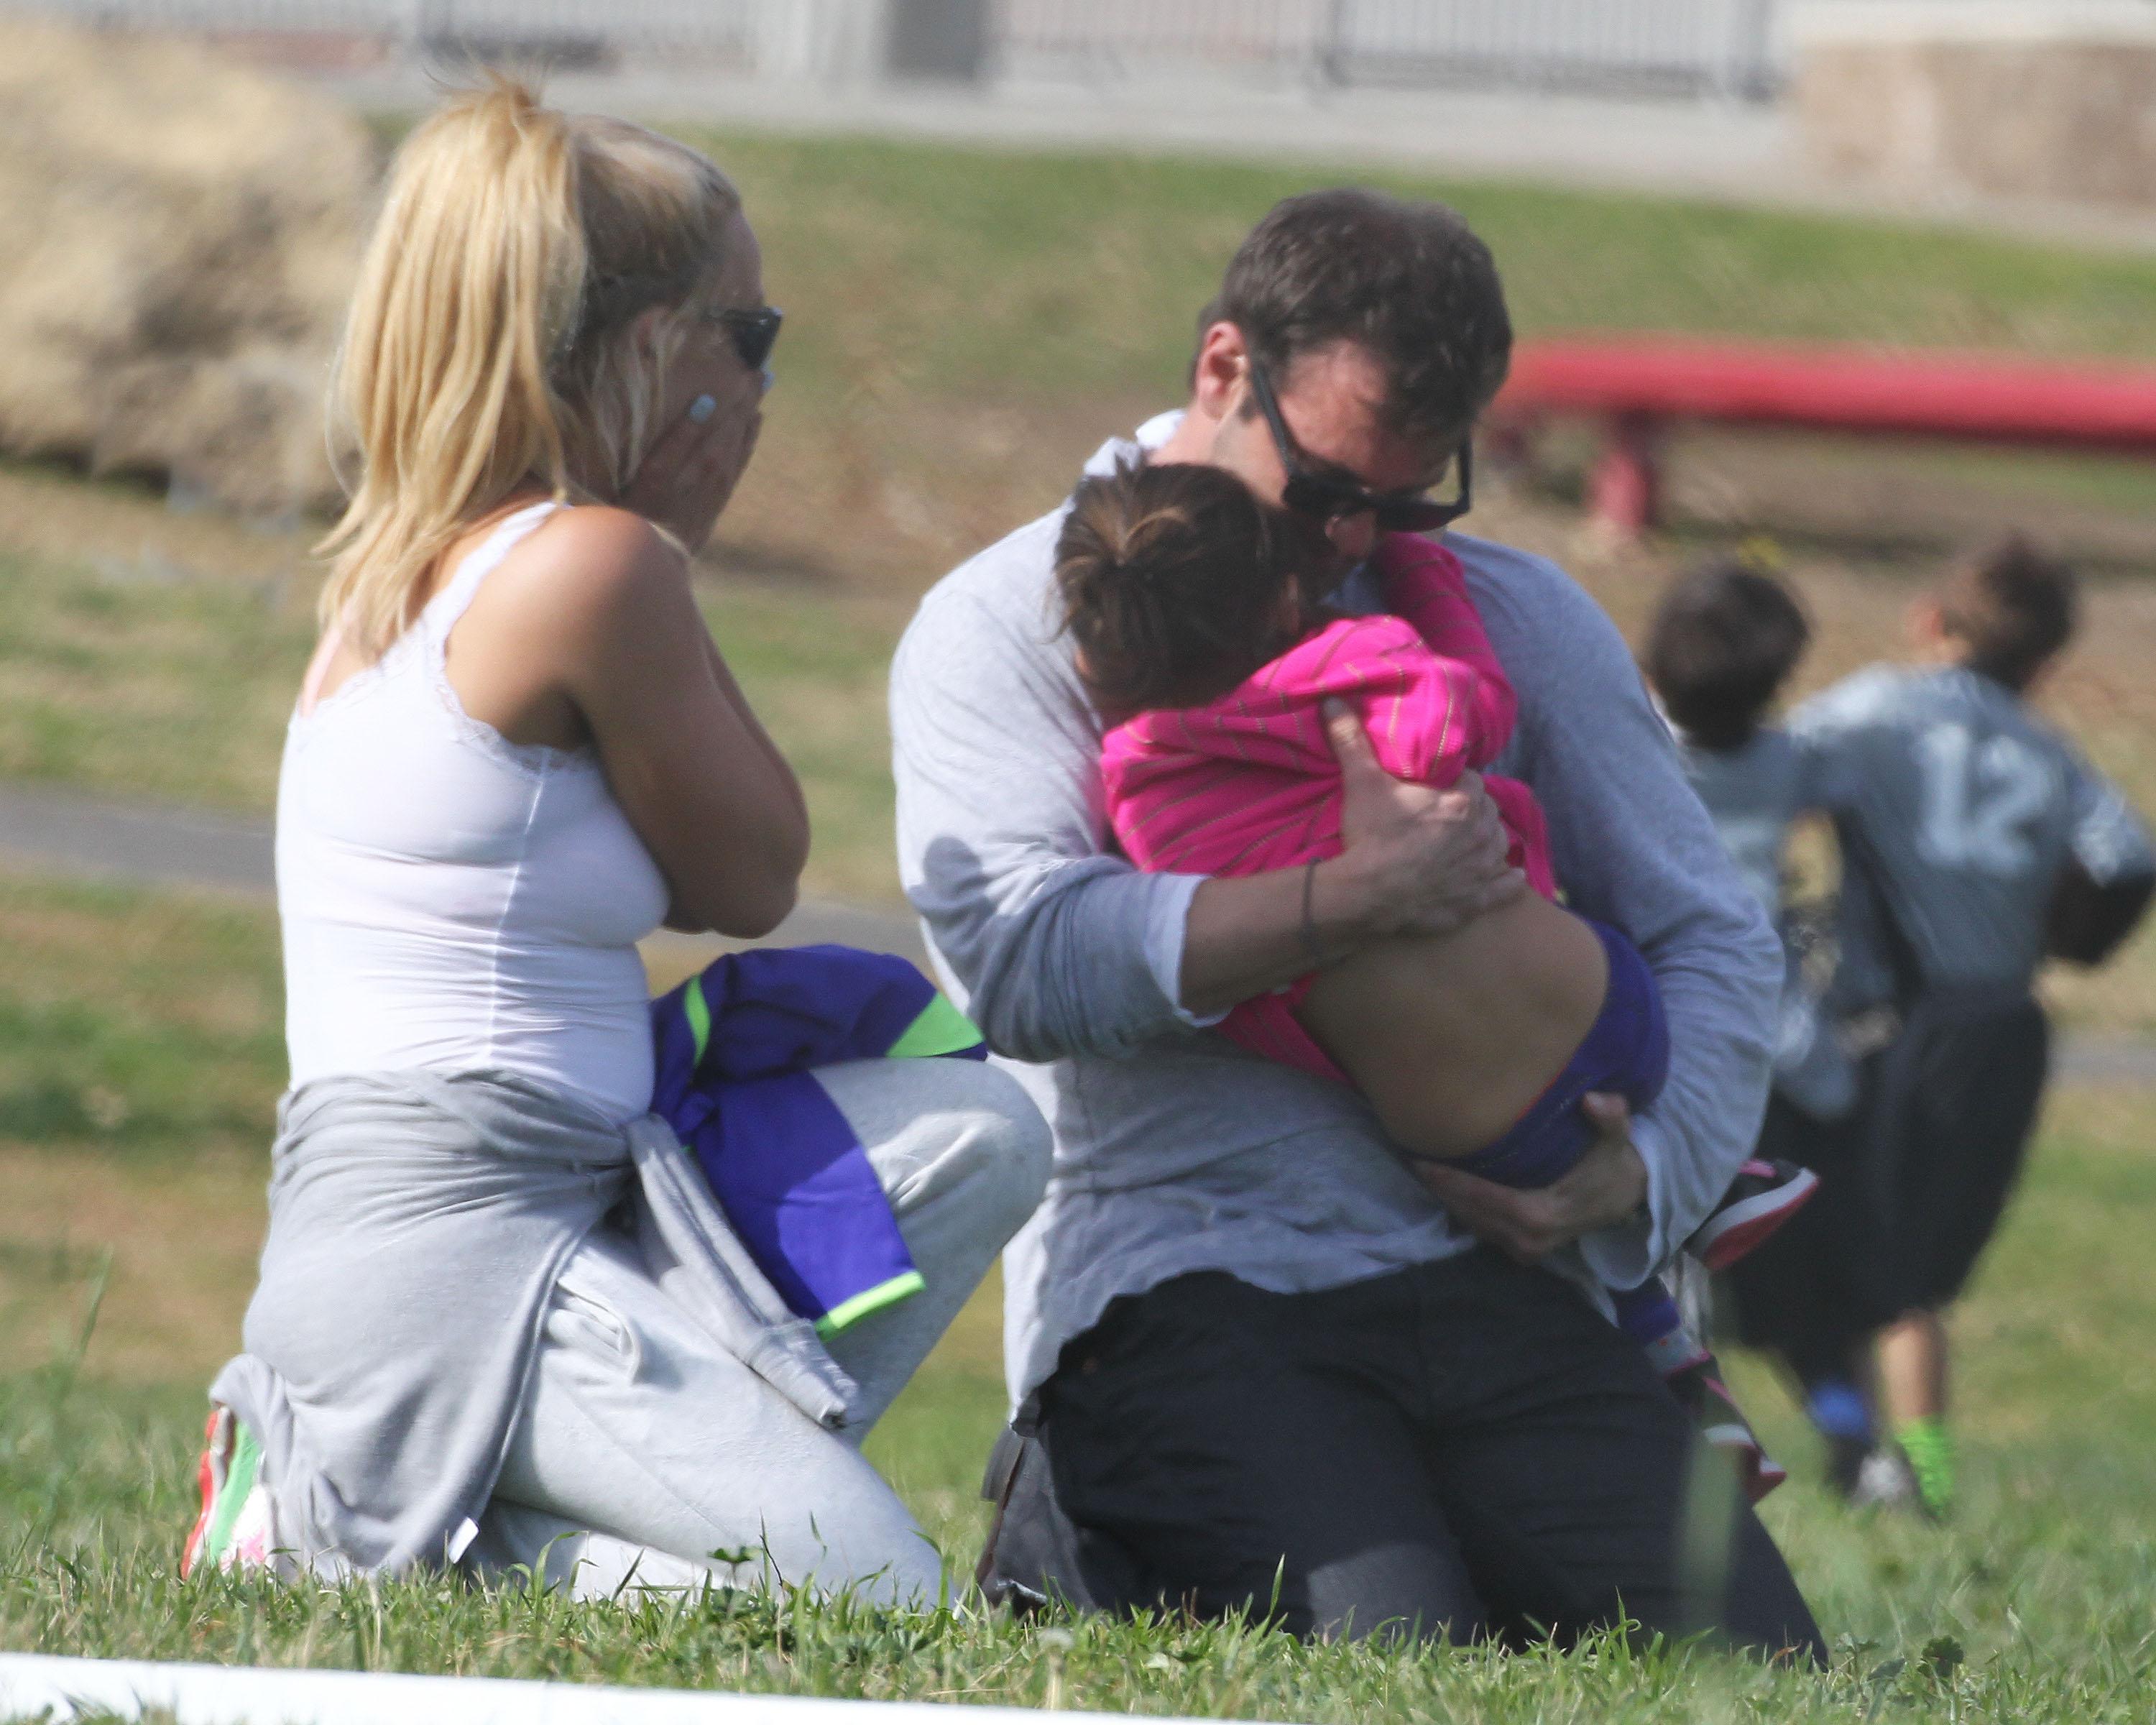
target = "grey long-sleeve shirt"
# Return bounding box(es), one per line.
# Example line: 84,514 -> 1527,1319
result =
890,415 -> 1782,1402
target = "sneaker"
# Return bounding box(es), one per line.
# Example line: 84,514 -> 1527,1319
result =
1687,1158 -> 1820,1272
1666,1353 -> 1789,1504
1805,1378 -> 1878,1497
1848,1443 -> 1936,1519
1892,1417 -> 1956,1518
1825,1433 -> 1874,1499
181,1405 -> 279,1577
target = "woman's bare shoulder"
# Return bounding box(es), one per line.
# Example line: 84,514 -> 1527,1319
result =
525,504 -> 681,586
491,505 -> 690,633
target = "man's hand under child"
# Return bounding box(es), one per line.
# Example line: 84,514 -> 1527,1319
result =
1409,1093 -> 1650,1263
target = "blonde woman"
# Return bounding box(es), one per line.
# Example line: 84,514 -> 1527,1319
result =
188,82 -> 1049,1602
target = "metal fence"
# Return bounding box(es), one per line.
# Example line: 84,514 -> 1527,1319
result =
999,0 -> 1784,97
1330,0 -> 1782,97
997,0 -> 1325,65
15,0 -> 400,27
9,0 -> 765,58
4,0 -> 1937,98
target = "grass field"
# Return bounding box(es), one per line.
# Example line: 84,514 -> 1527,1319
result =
6,873 -> 2156,1719
686,131 -> 2156,586
7,133 -> 2156,1719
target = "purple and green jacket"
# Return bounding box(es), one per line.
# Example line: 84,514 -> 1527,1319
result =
650,943 -> 985,1338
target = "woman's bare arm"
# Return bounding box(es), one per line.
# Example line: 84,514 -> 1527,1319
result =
507,507 -> 810,938
699,627 -> 806,832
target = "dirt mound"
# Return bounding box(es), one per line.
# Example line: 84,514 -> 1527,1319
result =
0,20 -> 377,517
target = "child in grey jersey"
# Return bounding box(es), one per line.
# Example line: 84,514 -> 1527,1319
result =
1646,563 -> 1872,1486
1656,543 -> 2156,1517
1646,564 -> 1856,1123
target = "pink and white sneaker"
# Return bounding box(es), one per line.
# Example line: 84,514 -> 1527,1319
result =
181,1406 -> 280,1577
1687,1158 -> 1819,1273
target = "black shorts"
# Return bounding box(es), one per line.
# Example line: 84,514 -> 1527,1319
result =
1858,984 -> 2050,1317
1725,985 -> 2049,1368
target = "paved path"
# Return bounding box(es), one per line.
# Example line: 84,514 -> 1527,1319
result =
0,778 -> 929,965
4,778 -> 2150,1084
0,782 -> 277,898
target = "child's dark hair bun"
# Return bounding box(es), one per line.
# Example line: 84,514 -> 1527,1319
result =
1056,460 -> 1317,718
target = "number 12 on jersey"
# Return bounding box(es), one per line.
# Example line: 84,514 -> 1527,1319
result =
1915,722 -> 2056,878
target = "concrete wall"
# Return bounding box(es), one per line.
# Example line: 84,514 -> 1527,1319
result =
1792,1 -> 2156,207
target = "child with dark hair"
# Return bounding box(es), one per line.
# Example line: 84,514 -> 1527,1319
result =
1647,564 -> 1815,913
1646,561 -> 1870,1479
1057,460 -> 1816,1498
1649,562 -> 1810,745
1646,564 -> 1851,1110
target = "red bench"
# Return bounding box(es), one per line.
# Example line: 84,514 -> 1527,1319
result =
1488,336 -> 2156,535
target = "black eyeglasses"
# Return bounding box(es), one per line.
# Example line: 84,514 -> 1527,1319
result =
704,304 -> 784,372
1247,357 -> 1472,533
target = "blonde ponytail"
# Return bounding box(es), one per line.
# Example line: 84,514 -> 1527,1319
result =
316,78 -> 740,656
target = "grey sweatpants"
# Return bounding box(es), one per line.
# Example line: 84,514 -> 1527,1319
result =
464,1057 -> 1050,1605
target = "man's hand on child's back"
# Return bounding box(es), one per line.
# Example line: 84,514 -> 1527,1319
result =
1410,1093 -> 1649,1263
1322,699 -> 1522,943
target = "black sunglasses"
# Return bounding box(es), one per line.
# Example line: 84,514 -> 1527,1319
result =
1247,358 -> 1472,533
705,304 -> 784,372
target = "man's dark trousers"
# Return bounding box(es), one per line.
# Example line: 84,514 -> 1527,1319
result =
983,1249 -> 1825,1660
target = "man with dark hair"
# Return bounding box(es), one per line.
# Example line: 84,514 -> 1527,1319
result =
890,188 -> 1823,1653
1200,190 -> 1514,450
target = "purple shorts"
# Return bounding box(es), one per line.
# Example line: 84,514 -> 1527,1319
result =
1451,919 -> 1669,1192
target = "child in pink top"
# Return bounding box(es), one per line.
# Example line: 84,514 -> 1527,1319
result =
1103,525 -> 1556,1082
1058,459 -> 1815,1501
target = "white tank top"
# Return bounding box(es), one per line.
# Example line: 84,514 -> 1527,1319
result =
277,502 -> 670,1124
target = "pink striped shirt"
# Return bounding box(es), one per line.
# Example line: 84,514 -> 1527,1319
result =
1101,533 -> 1557,1081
